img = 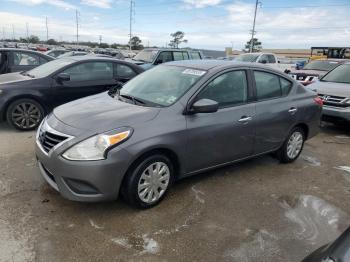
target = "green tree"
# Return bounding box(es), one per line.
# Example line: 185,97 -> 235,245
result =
99,43 -> 109,48
169,31 -> 187,48
28,35 -> 40,44
244,38 -> 262,53
128,36 -> 143,50
47,39 -> 57,45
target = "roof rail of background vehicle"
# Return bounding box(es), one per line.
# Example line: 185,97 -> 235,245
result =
164,59 -> 284,71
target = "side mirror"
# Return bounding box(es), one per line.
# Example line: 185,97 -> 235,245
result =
154,59 -> 163,65
260,59 -> 267,64
108,81 -> 124,97
56,73 -> 70,83
191,99 -> 219,114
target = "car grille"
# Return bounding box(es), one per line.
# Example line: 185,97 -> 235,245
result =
318,94 -> 349,108
38,123 -> 70,153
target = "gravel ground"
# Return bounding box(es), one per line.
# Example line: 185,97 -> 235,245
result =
0,122 -> 350,262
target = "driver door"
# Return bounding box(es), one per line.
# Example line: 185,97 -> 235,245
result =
51,61 -> 117,107
185,69 -> 256,173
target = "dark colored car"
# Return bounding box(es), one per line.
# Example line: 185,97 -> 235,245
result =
0,48 -> 54,75
35,60 -> 322,208
309,62 -> 350,123
303,226 -> 350,262
287,59 -> 349,86
128,48 -> 203,70
0,56 -> 144,130
44,49 -> 70,58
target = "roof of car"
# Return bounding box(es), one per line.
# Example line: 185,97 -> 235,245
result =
0,48 -> 54,59
164,59 -> 271,71
143,48 -> 201,52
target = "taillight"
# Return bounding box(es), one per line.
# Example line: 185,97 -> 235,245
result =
313,96 -> 323,106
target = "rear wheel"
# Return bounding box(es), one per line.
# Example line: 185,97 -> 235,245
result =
122,154 -> 174,208
6,98 -> 44,131
277,127 -> 305,163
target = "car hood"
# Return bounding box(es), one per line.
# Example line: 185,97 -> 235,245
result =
53,92 -> 161,133
0,72 -> 31,85
309,81 -> 350,97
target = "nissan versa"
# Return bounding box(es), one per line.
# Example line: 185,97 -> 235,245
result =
35,60 -> 322,208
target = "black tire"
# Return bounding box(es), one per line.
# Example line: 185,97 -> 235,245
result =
122,154 -> 174,209
277,127 -> 305,163
6,98 -> 45,131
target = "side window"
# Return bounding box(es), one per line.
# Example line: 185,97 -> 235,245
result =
13,52 -> 40,66
197,70 -> 248,108
254,71 -> 282,100
258,54 -> 269,63
280,77 -> 292,95
191,52 -> 201,60
183,52 -> 189,60
156,52 -> 173,63
173,52 -> 184,61
39,56 -> 49,64
267,55 -> 276,63
115,64 -> 136,79
63,62 -> 113,82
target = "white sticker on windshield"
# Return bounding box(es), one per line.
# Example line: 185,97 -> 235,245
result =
182,69 -> 206,76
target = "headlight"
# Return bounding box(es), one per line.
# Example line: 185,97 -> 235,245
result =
62,129 -> 132,161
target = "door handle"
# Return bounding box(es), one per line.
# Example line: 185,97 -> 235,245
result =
238,116 -> 252,123
288,107 -> 297,114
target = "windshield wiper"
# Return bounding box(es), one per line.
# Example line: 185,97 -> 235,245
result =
119,94 -> 145,105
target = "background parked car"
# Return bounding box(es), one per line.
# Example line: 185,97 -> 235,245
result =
0,56 -> 144,130
35,60 -> 322,208
45,49 -> 70,58
127,48 -> 203,70
309,62 -> 350,123
287,59 -> 349,86
0,48 -> 54,75
57,51 -> 89,58
234,52 -> 293,72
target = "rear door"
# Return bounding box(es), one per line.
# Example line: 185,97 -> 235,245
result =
185,69 -> 256,173
252,69 -> 296,154
10,51 -> 40,72
51,61 -> 117,107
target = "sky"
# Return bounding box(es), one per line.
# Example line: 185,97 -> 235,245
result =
0,0 -> 350,50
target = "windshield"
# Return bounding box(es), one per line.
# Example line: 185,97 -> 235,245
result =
303,60 -> 340,71
235,54 -> 260,62
321,64 -> 350,84
133,50 -> 158,63
26,58 -> 74,78
120,65 -> 206,107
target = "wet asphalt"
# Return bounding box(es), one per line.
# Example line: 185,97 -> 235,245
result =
0,122 -> 350,262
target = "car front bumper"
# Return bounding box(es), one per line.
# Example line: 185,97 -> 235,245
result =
322,105 -> 350,122
35,129 -> 132,202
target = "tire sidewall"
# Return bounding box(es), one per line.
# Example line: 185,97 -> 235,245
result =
6,98 -> 44,131
280,127 -> 305,163
125,154 -> 174,209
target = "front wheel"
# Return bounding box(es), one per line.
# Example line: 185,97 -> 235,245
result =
122,154 -> 174,209
6,98 -> 44,131
277,127 -> 305,163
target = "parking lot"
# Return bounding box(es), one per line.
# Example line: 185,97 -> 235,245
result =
0,122 -> 349,262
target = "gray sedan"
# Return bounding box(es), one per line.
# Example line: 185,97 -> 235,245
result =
35,60 -> 322,208
309,62 -> 350,123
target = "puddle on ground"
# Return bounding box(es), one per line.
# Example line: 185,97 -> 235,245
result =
279,195 -> 349,245
224,229 -> 281,262
335,166 -> 350,183
301,155 -> 321,167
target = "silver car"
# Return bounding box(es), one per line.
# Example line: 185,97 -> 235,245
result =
309,62 -> 350,122
35,60 -> 322,208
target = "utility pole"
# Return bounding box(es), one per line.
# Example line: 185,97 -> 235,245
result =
11,24 -> 15,40
26,22 -> 29,43
2,27 -> 5,41
129,0 -> 134,51
75,9 -> 80,46
249,0 -> 259,53
45,16 -> 49,41
99,35 -> 102,45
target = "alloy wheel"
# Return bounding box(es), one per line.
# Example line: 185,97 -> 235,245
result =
11,102 -> 41,129
286,131 -> 303,159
